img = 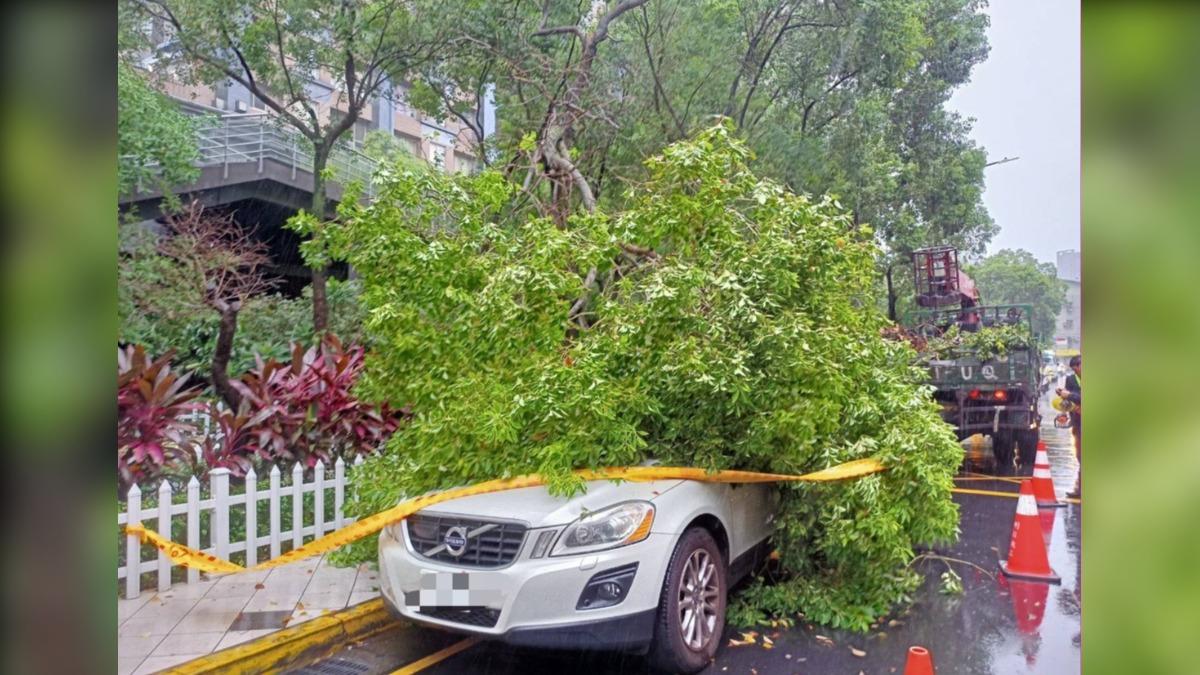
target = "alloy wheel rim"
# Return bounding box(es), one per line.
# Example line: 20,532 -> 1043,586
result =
677,548 -> 720,651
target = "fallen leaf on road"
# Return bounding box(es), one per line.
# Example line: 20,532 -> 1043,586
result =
762,636 -> 774,650
296,602 -> 305,611
728,632 -> 758,647
255,583 -> 265,590
850,646 -> 867,657
815,635 -> 835,647
888,619 -> 904,627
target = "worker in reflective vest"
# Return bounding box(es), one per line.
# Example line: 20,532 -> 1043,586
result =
1056,355 -> 1082,497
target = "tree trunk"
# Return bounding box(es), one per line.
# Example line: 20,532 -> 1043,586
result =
310,144 -> 330,333
886,263 -> 898,322
212,304 -> 241,409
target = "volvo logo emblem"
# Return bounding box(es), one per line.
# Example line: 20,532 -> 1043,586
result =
443,526 -> 469,557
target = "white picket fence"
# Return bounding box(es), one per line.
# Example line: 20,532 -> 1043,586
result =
118,457 -> 364,599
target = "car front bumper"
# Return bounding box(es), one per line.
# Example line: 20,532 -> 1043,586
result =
377,524 -> 673,651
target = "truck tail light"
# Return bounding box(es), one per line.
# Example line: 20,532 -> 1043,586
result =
968,389 -> 981,400
993,389 -> 1007,402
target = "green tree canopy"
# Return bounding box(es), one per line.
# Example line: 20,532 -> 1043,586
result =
967,248 -> 1068,341
322,123 -> 961,630
117,61 -> 202,199
418,0 -> 997,312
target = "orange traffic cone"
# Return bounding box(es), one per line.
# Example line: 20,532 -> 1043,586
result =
1038,507 -> 1056,547
1031,444 -> 1065,508
904,645 -> 936,675
1009,578 -> 1050,635
999,480 -> 1062,584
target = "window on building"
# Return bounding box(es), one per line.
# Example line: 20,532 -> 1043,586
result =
455,153 -> 477,175
429,144 -> 447,170
214,80 -> 229,109
394,131 -> 420,156
353,118 -> 371,145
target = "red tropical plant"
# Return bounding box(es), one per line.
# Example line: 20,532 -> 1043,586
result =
230,334 -> 406,469
117,345 -> 204,490
193,404 -> 269,476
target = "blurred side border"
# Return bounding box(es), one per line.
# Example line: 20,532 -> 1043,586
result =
1083,1 -> 1200,673
0,2 -> 116,674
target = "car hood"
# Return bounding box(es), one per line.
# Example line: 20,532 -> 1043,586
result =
416,477 -> 686,529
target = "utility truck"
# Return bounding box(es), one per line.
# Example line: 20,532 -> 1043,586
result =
906,246 -> 1042,470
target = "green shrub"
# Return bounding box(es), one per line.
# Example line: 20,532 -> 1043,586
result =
322,122 -> 961,630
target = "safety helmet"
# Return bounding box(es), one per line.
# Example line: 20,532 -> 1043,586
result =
1051,396 -> 1077,413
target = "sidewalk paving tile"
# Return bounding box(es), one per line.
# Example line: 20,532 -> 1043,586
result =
117,595 -> 151,624
243,588 -> 308,612
214,629 -> 276,650
209,569 -> 271,593
118,634 -> 167,659
347,591 -> 378,606
156,579 -> 217,600
149,631 -> 225,657
117,555 -> 382,672
287,607 -> 333,625
172,596 -> 250,634
257,572 -> 314,595
125,597 -> 199,625
351,569 -> 379,595
297,589 -> 353,610
119,616 -> 180,638
132,653 -> 208,674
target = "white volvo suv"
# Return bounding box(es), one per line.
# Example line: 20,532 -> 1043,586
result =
377,473 -> 779,673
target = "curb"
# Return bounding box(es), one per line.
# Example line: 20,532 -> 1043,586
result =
164,598 -> 395,674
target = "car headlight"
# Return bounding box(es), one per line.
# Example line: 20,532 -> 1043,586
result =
551,501 -> 655,556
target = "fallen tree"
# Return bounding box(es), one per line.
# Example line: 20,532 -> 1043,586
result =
316,122 -> 961,630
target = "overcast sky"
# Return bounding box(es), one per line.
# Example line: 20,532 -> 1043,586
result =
948,0 -> 1080,265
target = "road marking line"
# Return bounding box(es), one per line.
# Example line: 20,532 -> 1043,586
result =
954,476 -> 1022,483
389,637 -> 482,674
952,487 -> 1080,504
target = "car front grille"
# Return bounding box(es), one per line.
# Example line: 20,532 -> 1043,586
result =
417,606 -> 501,628
405,513 -> 527,568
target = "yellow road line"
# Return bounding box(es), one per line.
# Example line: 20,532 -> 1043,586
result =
389,637 -> 482,675
953,475 -> 1023,483
952,487 -> 1081,505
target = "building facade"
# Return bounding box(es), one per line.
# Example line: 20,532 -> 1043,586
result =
160,73 -> 493,175
1054,250 -> 1082,353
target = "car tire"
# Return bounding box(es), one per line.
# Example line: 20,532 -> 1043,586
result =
648,527 -> 727,674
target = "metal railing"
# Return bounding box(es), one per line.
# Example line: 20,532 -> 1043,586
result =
123,107 -> 380,199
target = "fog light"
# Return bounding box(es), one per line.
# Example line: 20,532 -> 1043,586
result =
577,563 -> 638,610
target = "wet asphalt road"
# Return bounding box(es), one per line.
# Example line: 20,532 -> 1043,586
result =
293,392 -> 1081,675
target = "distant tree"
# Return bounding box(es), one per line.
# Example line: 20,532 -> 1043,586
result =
967,249 -> 1068,341
152,200 -> 276,403
127,0 -> 442,332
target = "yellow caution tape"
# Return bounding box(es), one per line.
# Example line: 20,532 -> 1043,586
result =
123,459 -> 886,576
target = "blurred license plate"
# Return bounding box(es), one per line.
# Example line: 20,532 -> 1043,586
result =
408,571 -> 472,608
